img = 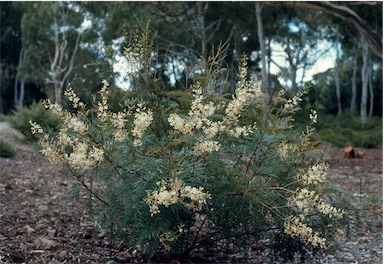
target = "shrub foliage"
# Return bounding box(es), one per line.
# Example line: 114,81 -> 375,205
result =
0,139 -> 16,158
7,101 -> 62,141
31,26 -> 345,261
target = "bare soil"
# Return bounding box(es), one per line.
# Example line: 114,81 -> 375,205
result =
0,122 -> 382,263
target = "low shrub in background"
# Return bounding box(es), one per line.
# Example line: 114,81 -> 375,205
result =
7,101 -> 62,142
0,139 -> 16,158
30,26 -> 346,262
293,109 -> 382,149
315,114 -> 382,148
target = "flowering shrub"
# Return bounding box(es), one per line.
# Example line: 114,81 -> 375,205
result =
30,28 -> 346,261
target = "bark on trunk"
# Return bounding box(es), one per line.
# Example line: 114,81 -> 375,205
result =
368,60 -> 374,116
50,16 -> 81,105
196,2 -> 208,60
335,27 -> 342,116
360,39 -> 369,122
350,49 -> 358,112
255,3 -> 270,97
14,48 -> 26,109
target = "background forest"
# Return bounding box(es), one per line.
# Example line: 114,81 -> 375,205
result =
0,1 -> 383,147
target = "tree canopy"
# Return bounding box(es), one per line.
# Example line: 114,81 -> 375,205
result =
1,1 -> 382,120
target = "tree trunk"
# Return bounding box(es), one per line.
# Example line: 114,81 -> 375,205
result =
360,39 -> 369,122
53,76 -> 62,104
291,68 -> 298,95
335,27 -> 342,116
196,2 -> 208,59
19,80 -> 25,108
335,60 -> 342,116
350,49 -> 358,112
14,73 -> 19,107
0,98 -> 3,115
50,13 -> 81,105
266,37 -> 273,92
14,48 -> 26,109
368,59 -> 374,116
255,3 -> 270,97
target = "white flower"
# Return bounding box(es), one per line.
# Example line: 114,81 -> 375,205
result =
64,88 -> 85,108
145,178 -> 211,216
289,188 -> 344,219
284,215 -> 327,249
193,140 -> 220,156
297,163 -> 329,185
132,106 -> 153,147
310,109 -> 318,124
29,121 -> 43,134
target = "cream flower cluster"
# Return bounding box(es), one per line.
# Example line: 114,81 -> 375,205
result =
283,95 -> 302,112
309,109 -> 317,124
38,135 -> 62,165
296,163 -> 329,185
34,126 -> 104,171
145,178 -> 211,216
284,215 -> 327,249
132,104 -> 153,147
168,67 -> 264,155
168,85 -> 225,155
168,85 -> 221,137
33,84 -> 112,171
193,140 -> 220,156
278,141 -> 290,159
43,98 -> 63,116
122,28 -> 150,73
288,188 -> 345,218
225,74 -> 261,122
96,80 -> 110,122
66,142 -> 104,170
223,57 -> 264,137
94,80 -> 133,142
29,121 -> 43,134
32,79 -> 155,172
39,98 -> 105,171
64,87 -> 85,109
111,111 -> 129,142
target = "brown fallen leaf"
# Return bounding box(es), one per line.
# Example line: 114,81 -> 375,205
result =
22,224 -> 35,234
33,236 -> 58,249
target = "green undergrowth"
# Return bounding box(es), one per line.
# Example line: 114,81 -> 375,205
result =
294,111 -> 382,148
0,139 -> 16,158
6,101 -> 62,142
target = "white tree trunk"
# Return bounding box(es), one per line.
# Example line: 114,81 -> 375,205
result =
14,48 -> 26,109
255,3 -> 270,97
335,27 -> 342,116
334,60 -> 342,116
50,13 -> 81,105
360,39 -> 369,122
350,48 -> 358,112
368,59 -> 374,116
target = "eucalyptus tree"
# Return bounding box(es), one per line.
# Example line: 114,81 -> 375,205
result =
265,1 -> 382,120
270,12 -> 327,96
17,2 -> 99,105
330,2 -> 382,119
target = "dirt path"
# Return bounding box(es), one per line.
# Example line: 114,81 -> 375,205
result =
315,143 -> 382,264
0,123 -> 382,263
